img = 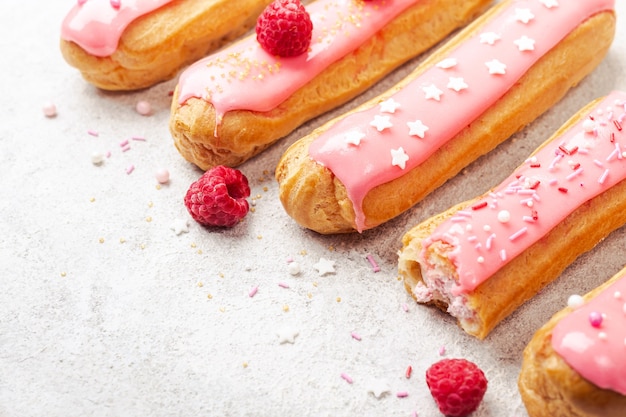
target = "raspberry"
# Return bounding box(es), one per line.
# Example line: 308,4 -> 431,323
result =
425,358 -> 488,417
256,0 -> 313,57
184,166 -> 250,228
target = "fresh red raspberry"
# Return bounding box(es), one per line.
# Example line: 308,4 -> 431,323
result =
184,166 -> 250,228
256,0 -> 313,57
425,358 -> 488,417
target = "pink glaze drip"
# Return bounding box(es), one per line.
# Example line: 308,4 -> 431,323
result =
552,268 -> 626,395
177,0 -> 421,122
422,90 -> 626,295
308,0 -> 615,232
61,0 -> 173,57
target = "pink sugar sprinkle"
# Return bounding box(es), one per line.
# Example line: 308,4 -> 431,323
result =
278,282 -> 290,289
87,129 -> 99,137
110,0 -> 121,8
340,373 -> 353,384
589,311 -> 603,328
351,332 -> 362,341
366,254 -> 380,272
119,139 -> 129,147
402,303 -> 409,312
438,345 -> 446,356
248,286 -> 258,298
132,136 -> 146,141
396,391 -> 408,398
125,165 -> 134,175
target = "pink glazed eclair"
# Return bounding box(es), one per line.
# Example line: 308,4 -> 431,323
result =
60,0 -> 272,90
398,91 -> 626,339
275,0 -> 616,234
519,265 -> 626,417
169,0 -> 493,170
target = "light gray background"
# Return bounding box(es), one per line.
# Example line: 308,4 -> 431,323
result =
1,1 -> 624,416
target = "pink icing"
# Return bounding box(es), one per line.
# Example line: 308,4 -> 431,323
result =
61,0 -> 173,57
177,0 -> 422,122
552,267 -> 626,395
422,90 -> 626,295
308,0 -> 615,232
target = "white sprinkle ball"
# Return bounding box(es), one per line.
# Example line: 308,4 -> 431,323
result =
136,100 -> 152,116
598,332 -> 607,340
91,152 -> 105,165
567,294 -> 584,309
614,291 -> 622,299
43,102 -> 57,117
497,210 -> 511,223
483,225 -> 491,232
155,168 -> 170,184
582,119 -> 596,133
287,261 -> 301,276
477,256 -> 485,264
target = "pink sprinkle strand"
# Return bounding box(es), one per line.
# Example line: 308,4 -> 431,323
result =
351,332 -> 362,341
278,282 -> 290,289
396,391 -> 409,398
340,373 -> 353,384
248,286 -> 258,298
87,129 -> 99,137
366,254 -> 381,272
125,165 -> 135,175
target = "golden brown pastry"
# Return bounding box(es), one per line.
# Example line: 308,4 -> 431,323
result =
169,0 -> 493,170
60,0 -> 272,91
397,90 -> 626,339
518,265 -> 626,417
275,0 -> 616,234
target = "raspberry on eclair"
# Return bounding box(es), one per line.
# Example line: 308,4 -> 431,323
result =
398,91 -> 626,340
169,0 -> 493,170
519,265 -> 626,417
275,0 -> 616,234
61,0 -> 273,90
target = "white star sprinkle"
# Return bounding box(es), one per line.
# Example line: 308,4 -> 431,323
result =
391,147 -> 409,169
407,120 -> 429,138
345,131 -> 366,146
447,77 -> 468,92
170,218 -> 189,235
485,59 -> 507,75
515,8 -> 535,24
379,98 -> 401,114
514,35 -> 536,51
423,84 -> 443,101
313,257 -> 336,276
436,58 -> 457,69
370,115 -> 393,132
540,0 -> 558,8
479,32 -> 501,45
366,378 -> 391,399
276,327 -> 299,344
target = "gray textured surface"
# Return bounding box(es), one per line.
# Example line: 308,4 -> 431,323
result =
1,1 -> 625,416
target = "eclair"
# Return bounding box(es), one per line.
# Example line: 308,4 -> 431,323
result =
169,0 -> 493,170
60,0 -> 272,91
397,91 -> 626,339
518,265 -> 626,417
275,0 -> 616,234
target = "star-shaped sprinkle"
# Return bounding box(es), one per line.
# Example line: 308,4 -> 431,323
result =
479,32 -> 501,45
514,35 -> 536,51
447,77 -> 468,92
277,326 -> 299,344
370,115 -> 393,132
540,0 -> 558,8
407,120 -> 429,138
391,147 -> 409,169
170,218 -> 189,235
423,84 -> 443,101
436,58 -> 457,69
345,131 -> 366,146
313,257 -> 336,276
366,378 -> 391,399
515,8 -> 535,24
485,59 -> 507,75
379,98 -> 401,114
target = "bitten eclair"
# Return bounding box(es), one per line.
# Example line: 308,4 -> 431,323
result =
398,91 -> 626,339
